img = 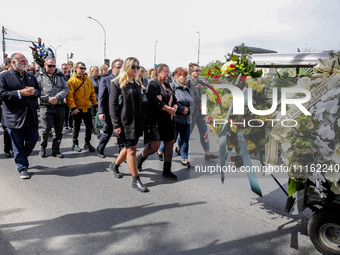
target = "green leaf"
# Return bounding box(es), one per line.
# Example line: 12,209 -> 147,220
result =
288,178 -> 305,197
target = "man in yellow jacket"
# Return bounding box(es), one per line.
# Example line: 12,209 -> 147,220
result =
67,62 -> 98,152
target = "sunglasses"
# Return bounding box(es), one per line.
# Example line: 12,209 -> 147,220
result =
193,69 -> 201,72
141,70 -> 146,73
47,65 -> 56,68
78,67 -> 87,70
131,65 -> 140,70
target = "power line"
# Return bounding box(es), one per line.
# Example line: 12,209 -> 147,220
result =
6,27 -> 34,42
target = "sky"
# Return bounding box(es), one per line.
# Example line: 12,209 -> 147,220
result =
1,0 -> 339,71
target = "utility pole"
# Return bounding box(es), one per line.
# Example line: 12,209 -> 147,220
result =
154,40 -> 158,67
2,26 -> 7,63
2,26 -> 38,63
197,31 -> 200,66
87,16 -> 106,63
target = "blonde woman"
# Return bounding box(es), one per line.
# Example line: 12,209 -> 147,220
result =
100,64 -> 109,78
109,57 -> 148,192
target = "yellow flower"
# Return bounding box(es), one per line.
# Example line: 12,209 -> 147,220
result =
221,63 -> 228,75
247,140 -> 257,151
221,93 -> 233,109
255,84 -> 265,93
212,106 -> 221,119
231,125 -> 237,133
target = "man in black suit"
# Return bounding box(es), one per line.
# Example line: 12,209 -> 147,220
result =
96,59 -> 123,158
0,53 -> 41,179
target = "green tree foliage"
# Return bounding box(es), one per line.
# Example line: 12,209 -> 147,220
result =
200,60 -> 223,77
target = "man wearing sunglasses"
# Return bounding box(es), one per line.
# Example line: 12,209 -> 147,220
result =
66,62 -> 98,152
37,57 -> 69,158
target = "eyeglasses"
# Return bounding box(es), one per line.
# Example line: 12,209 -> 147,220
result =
141,70 -> 146,73
193,69 -> 201,72
79,67 -> 86,70
131,65 -> 140,70
47,65 -> 56,68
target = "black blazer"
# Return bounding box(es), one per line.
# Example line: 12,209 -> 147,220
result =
98,73 -> 114,115
109,79 -> 142,140
0,69 -> 41,129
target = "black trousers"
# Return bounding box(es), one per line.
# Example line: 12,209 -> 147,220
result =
97,114 -> 113,153
72,110 -> 93,145
40,105 -> 65,152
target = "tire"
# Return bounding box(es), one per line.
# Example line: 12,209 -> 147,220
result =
308,210 -> 340,255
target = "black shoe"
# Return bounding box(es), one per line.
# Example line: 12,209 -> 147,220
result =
162,171 -> 178,180
156,151 -> 163,161
231,155 -> 244,168
4,151 -> 12,158
132,179 -> 149,192
19,169 -> 30,179
84,142 -> 95,152
175,146 -> 181,156
97,147 -> 105,158
40,147 -> 46,158
181,160 -> 191,168
205,153 -> 219,160
72,144 -> 82,152
52,151 -> 64,158
109,162 -> 123,178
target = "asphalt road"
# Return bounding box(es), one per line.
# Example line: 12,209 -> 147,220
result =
0,121 -> 320,255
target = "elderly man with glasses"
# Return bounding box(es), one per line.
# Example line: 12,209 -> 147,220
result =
0,53 -> 41,179
66,62 -> 98,153
37,57 -> 69,158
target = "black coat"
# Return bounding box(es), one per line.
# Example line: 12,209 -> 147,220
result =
0,69 -> 41,129
109,79 -> 142,140
146,79 -> 178,124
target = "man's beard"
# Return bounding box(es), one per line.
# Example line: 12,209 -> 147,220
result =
16,61 -> 27,72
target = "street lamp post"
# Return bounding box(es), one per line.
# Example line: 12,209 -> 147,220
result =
49,44 -> 61,62
197,31 -> 200,66
87,16 -> 106,62
154,40 -> 158,67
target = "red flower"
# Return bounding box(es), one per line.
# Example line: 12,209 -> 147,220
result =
230,64 -> 234,68
218,68 -> 221,70
213,75 -> 220,79
205,77 -> 208,81
232,75 -> 236,78
208,69 -> 211,76
240,75 -> 247,83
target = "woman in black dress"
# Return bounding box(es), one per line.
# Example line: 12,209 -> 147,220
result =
137,63 -> 179,180
109,57 -> 148,192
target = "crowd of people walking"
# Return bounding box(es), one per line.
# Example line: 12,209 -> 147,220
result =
0,53 -> 218,192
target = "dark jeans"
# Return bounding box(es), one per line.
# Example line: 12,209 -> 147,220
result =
97,114 -> 113,153
7,120 -> 39,172
175,123 -> 190,160
178,113 -> 209,152
2,125 -> 12,153
72,110 -> 93,145
40,106 -> 65,152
